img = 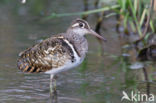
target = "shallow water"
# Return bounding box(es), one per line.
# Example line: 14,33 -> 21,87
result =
0,0 -> 156,103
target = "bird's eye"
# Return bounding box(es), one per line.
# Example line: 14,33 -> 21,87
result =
79,23 -> 85,28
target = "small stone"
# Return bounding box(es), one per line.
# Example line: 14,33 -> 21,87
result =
21,0 -> 26,4
129,62 -> 144,69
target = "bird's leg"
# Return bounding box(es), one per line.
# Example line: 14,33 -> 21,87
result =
50,74 -> 57,97
50,74 -> 58,103
50,74 -> 54,96
53,78 -> 57,94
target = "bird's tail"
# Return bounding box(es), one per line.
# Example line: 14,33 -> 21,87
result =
17,58 -> 39,73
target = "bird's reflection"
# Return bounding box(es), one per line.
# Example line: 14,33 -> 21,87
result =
50,90 -> 58,103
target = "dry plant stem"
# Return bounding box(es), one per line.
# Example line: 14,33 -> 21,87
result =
95,12 -> 105,34
95,11 -> 105,55
82,0 -> 88,20
93,0 -> 105,55
136,0 -> 140,20
116,14 -> 121,33
154,0 -> 156,11
142,67 -> 150,97
94,0 -> 99,9
94,0 -> 101,17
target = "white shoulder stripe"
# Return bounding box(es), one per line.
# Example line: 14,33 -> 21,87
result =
63,39 -> 80,60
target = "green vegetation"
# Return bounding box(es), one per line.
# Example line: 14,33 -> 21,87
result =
46,0 -> 155,43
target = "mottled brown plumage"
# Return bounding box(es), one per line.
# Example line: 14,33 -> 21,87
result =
17,35 -> 77,73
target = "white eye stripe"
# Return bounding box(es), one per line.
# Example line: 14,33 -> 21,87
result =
72,23 -> 79,27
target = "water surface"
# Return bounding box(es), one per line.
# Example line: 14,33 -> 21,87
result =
0,0 -> 155,103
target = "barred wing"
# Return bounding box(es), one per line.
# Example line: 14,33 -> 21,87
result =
17,36 -> 75,73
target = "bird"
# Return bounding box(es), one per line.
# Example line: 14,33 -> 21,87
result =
17,18 -> 106,95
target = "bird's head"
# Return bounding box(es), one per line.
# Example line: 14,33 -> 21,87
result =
67,18 -> 106,41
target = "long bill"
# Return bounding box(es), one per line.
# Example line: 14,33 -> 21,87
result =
89,29 -> 107,42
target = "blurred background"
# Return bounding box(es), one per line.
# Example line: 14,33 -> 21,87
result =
0,0 -> 155,103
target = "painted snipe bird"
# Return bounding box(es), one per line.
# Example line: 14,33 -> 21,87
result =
17,18 -> 106,94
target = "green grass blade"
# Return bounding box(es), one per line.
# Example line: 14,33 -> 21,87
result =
128,0 -> 142,36
123,13 -> 129,28
134,0 -> 137,15
150,20 -> 155,32
129,20 -> 136,32
140,9 -> 147,27
45,5 -> 120,19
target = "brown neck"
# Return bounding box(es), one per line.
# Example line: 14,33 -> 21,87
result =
63,30 -> 88,58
